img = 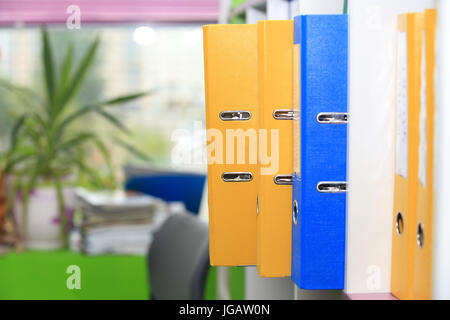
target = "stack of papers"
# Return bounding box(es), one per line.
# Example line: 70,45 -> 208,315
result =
74,188 -> 168,256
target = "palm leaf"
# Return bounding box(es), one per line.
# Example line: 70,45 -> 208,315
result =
4,147 -> 36,173
57,132 -> 96,152
95,108 -> 130,134
96,91 -> 152,107
5,173 -> 25,220
21,159 -> 44,236
58,36 -> 100,111
41,26 -> 56,110
4,154 -> 32,174
74,158 -> 107,189
10,115 -> 27,149
56,43 -> 74,109
52,91 -> 151,139
92,138 -> 115,179
0,78 -> 43,109
55,105 -> 94,137
0,78 -> 40,100
113,137 -> 151,162
31,113 -> 47,131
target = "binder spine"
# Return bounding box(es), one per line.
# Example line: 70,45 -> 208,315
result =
292,14 -> 348,290
257,20 -> 294,277
203,24 -> 258,266
292,15 -> 302,286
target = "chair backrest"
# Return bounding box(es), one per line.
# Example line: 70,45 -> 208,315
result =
125,174 -> 206,214
147,213 -> 209,300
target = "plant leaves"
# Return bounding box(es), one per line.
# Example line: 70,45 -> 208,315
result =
58,36 -> 100,111
4,149 -> 35,173
54,90 -> 150,137
92,138 -> 115,181
57,132 -> 97,151
56,42 -> 74,109
55,105 -> 94,137
0,78 -> 39,99
113,137 -> 151,162
74,158 -> 107,189
41,26 -> 56,110
0,78 -> 43,109
95,108 -> 130,134
20,159 -> 44,236
10,115 -> 27,149
96,91 -> 152,107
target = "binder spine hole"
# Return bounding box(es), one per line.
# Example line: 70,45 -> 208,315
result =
256,195 -> 259,216
219,111 -> 251,121
396,212 -> 404,235
316,182 -> 347,193
293,200 -> 298,225
274,175 -> 293,185
222,172 -> 253,182
273,109 -> 296,120
316,112 -> 348,124
417,222 -> 424,248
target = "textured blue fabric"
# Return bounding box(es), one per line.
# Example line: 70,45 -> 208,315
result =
292,15 -> 348,289
293,15 -> 302,45
125,174 -> 206,214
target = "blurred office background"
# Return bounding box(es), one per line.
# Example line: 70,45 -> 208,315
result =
0,0 -> 299,300
0,0 -> 211,300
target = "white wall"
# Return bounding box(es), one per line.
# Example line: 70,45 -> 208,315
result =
432,0 -> 450,300
298,0 -> 345,14
267,0 -> 289,19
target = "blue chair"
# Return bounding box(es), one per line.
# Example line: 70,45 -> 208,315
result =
125,171 -> 206,214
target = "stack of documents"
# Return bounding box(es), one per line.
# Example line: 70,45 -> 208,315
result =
73,188 -> 167,255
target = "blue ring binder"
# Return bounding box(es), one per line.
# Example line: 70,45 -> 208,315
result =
292,14 -> 348,290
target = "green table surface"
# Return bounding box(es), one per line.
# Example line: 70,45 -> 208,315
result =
0,250 -> 244,300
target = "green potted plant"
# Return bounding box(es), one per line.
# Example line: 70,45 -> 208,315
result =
0,117 -> 32,240
0,27 -> 150,249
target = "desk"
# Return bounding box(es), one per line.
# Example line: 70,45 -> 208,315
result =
0,250 -> 149,299
0,250 -> 244,300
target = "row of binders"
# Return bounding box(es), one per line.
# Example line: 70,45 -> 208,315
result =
392,10 -> 436,300
203,9 -> 436,298
203,14 -> 348,290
